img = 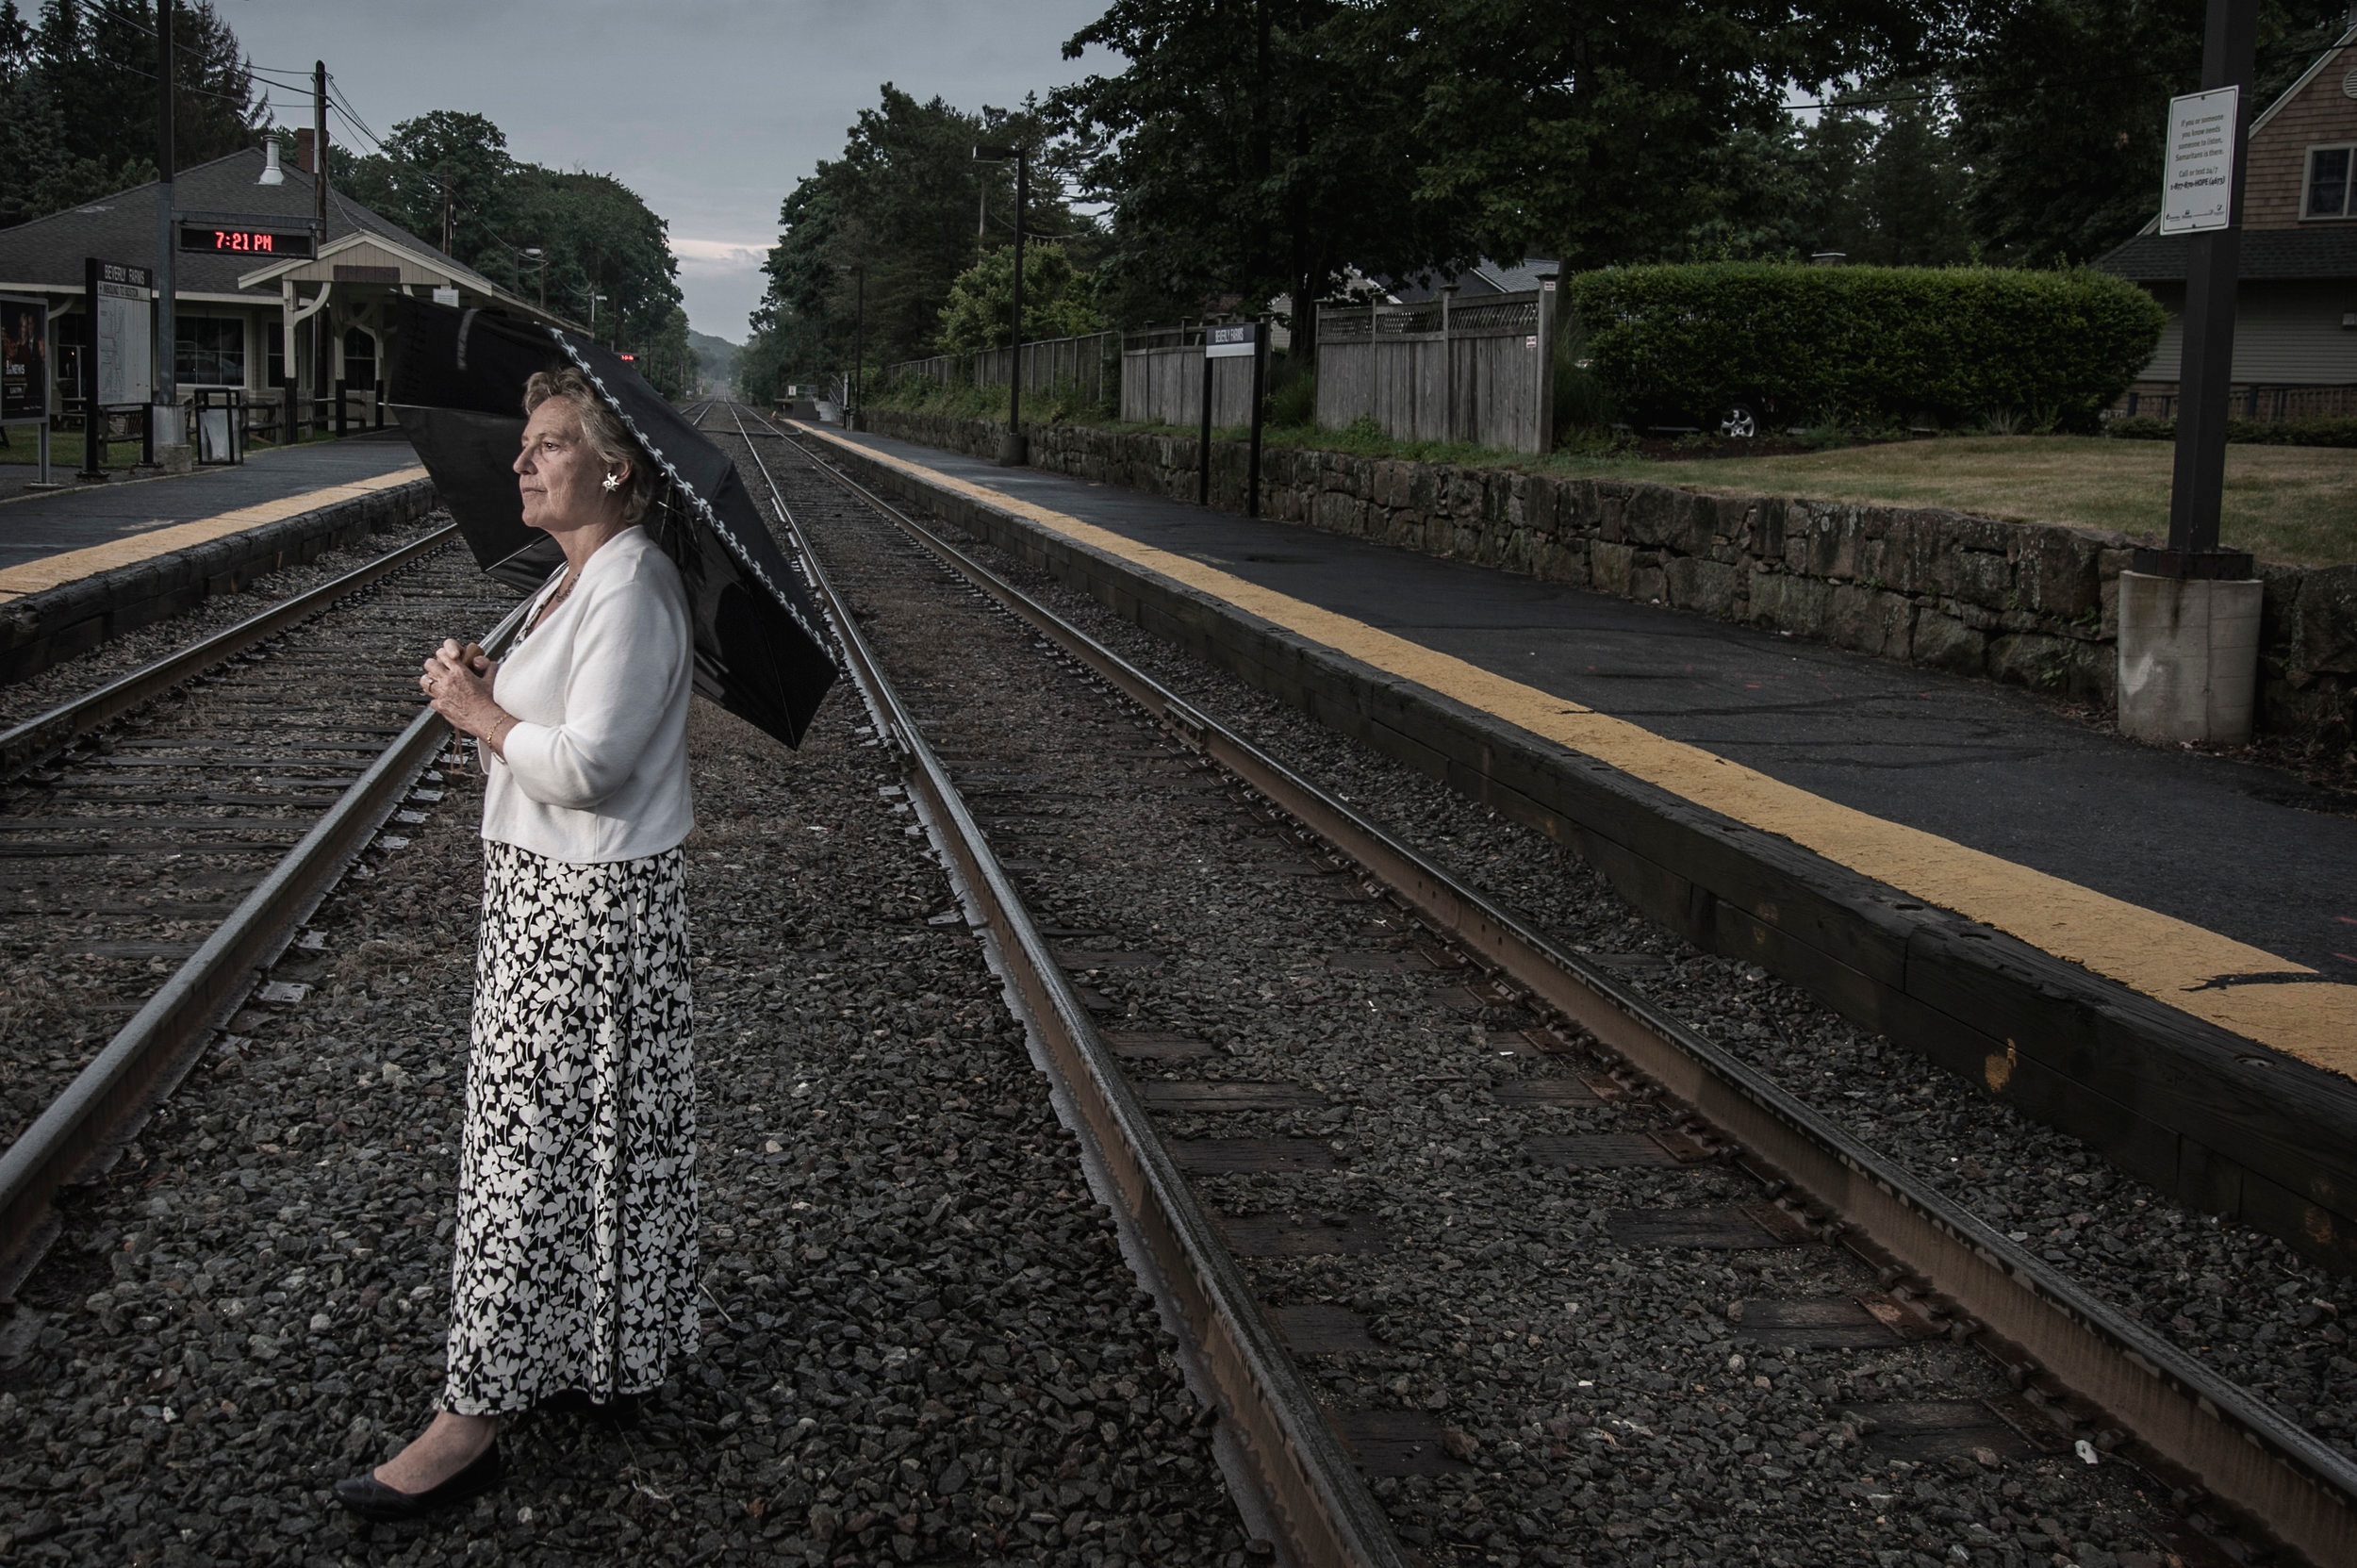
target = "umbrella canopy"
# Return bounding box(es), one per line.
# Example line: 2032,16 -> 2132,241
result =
387,297 -> 837,748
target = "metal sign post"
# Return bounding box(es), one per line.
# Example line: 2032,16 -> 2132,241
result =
1247,316 -> 1269,519
2118,0 -> 2264,745
1202,322 -> 1257,506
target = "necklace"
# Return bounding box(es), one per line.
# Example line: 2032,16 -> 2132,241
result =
523,568 -> 580,639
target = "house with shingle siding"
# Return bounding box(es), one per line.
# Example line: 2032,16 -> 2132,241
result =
2098,23 -> 2357,420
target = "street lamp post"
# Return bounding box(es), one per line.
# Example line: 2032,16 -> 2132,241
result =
836,263 -> 865,430
973,141 -> 1028,466
522,246 -> 547,310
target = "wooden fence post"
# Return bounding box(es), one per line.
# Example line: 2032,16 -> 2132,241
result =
1441,284 -> 1458,444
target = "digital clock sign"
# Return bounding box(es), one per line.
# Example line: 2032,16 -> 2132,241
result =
178,224 -> 315,258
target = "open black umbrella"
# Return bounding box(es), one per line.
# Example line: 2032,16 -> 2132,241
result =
387,296 -> 836,748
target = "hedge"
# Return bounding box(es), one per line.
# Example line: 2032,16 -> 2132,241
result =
1564,264 -> 2166,432
2105,414 -> 2357,449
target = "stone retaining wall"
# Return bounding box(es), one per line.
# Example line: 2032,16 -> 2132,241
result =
863,408 -> 2357,748
0,476 -> 439,684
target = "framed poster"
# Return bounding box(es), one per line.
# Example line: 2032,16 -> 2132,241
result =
0,293 -> 45,423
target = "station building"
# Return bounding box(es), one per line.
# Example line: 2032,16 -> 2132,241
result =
2099,22 -> 2357,421
0,139 -> 574,436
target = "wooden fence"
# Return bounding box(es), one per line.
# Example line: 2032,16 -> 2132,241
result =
1119,323 -> 1260,428
1314,286 -> 1557,454
887,331 -> 1119,408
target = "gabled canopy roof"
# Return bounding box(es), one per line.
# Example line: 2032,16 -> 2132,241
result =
0,146 -> 575,327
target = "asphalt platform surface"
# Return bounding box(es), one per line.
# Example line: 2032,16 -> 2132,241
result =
0,431 -> 418,570
825,426 -> 2355,981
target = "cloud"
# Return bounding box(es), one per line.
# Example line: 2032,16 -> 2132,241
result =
672,238 -> 768,272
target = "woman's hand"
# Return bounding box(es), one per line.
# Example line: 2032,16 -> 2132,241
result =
420,638 -> 518,755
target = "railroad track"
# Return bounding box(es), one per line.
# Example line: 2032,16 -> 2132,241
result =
708,404 -> 2357,1568
0,529 -> 523,1296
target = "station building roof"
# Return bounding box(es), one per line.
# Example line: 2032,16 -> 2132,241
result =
0,145 -> 578,330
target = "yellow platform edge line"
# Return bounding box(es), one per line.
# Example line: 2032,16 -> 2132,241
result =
0,466 -> 429,602
794,422 -> 2357,1073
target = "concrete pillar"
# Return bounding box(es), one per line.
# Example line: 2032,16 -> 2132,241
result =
2116,570 -> 2264,744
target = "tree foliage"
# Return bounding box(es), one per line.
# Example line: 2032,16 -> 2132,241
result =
338,112 -> 691,397
1049,1 -> 1438,350
1051,0 -> 1935,350
739,84 -> 1094,402
0,0 -> 257,227
1945,0 -> 2349,266
935,242 -> 1106,351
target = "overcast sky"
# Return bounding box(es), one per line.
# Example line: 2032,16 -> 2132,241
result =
222,0 -> 1119,341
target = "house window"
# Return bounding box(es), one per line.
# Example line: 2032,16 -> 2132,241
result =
2306,145 -> 2354,218
175,317 -> 245,386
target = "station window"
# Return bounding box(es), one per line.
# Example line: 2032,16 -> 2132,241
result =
2305,144 -> 2355,218
266,322 -> 287,388
175,317 -> 245,386
342,326 -> 377,390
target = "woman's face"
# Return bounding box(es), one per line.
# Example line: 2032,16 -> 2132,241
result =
513,399 -> 620,534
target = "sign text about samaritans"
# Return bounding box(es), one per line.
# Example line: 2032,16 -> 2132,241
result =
2160,86 -> 2240,235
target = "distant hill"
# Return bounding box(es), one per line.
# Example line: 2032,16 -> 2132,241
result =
688,330 -> 741,396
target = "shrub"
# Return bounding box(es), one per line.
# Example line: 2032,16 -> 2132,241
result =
1564,263 -> 2165,433
1265,350 -> 1316,429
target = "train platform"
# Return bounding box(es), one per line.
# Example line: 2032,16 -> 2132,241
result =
0,430 -> 423,590
797,418 -> 2357,1260
0,431 -> 437,682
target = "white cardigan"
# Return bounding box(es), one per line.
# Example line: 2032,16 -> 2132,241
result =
482,527 -> 694,864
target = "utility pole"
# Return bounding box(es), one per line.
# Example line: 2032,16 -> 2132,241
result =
2118,0 -> 2262,744
441,178 -> 453,256
151,0 -> 179,464
310,59 -> 328,438
972,141 -> 1028,465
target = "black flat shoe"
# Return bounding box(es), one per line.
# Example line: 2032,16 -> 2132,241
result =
333,1444 -> 504,1522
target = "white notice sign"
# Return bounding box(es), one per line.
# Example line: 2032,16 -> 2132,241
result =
2159,86 -> 2239,235
1204,323 -> 1258,359
94,275 -> 152,405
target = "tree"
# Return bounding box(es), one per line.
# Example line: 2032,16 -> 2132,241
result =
340,110 -> 515,265
1377,0 -> 1935,269
743,84 -> 1091,389
1947,0 -> 2349,265
935,242 -> 1106,350
1052,1 -> 1438,362
1054,0 -> 1935,359
0,0 -> 256,227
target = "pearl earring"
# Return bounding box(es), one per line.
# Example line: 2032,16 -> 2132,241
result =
602,472 -> 620,493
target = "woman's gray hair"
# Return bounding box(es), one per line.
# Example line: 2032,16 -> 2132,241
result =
522,367 -> 658,525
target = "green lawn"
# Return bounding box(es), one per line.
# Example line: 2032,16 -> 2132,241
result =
1553,437 -> 2357,569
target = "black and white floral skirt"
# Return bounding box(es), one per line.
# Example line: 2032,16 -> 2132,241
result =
442,838 -> 699,1416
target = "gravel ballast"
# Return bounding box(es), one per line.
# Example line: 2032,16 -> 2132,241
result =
0,619 -> 1244,1562
819,440 -> 2357,1478
762,430 -> 2217,1568
0,516 -> 456,732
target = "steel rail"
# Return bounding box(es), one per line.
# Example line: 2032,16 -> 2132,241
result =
0,591 -> 530,1304
0,523 -> 462,781
756,406 -> 2357,1568
719,405 -> 1409,1568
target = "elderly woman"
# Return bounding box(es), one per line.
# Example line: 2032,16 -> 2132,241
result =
335,367 -> 699,1520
